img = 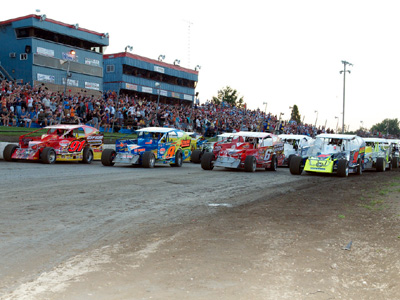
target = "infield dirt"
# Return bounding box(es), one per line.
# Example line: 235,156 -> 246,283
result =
27,170 -> 400,300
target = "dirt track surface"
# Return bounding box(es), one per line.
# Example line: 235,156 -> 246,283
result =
0,161 -> 399,300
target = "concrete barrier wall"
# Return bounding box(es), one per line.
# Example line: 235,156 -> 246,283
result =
0,142 -> 115,160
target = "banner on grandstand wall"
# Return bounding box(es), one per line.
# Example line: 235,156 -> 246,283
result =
62,52 -> 78,62
37,47 -> 54,57
172,92 -> 180,99
85,58 -> 100,67
183,94 -> 193,101
154,66 -> 165,73
160,90 -> 168,97
37,73 -> 55,83
85,82 -> 100,90
142,87 -> 153,94
125,83 -> 138,91
62,78 -> 79,87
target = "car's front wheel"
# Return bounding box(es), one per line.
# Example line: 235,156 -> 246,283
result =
190,149 -> 202,163
289,155 -> 303,175
142,151 -> 155,168
337,159 -> 349,177
41,147 -> 56,164
201,152 -> 215,170
172,150 -> 183,167
82,147 -> 93,164
244,155 -> 256,172
393,157 -> 399,169
356,158 -> 362,175
3,144 -> 18,161
376,157 -> 385,172
101,149 -> 116,166
268,154 -> 278,171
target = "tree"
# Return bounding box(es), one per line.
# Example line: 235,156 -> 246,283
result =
290,105 -> 301,124
212,86 -> 244,107
371,118 -> 400,136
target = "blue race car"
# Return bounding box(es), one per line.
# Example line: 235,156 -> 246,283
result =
101,127 -> 192,168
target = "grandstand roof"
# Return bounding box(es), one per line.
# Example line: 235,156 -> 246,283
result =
104,52 -> 199,75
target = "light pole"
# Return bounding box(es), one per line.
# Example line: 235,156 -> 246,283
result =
335,116 -> 339,133
340,60 -> 353,133
190,92 -> 198,131
360,120 -> 364,130
314,110 -> 318,127
155,82 -> 161,126
60,50 -> 76,123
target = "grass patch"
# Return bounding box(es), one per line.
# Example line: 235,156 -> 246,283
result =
338,214 -> 345,219
361,199 -> 385,211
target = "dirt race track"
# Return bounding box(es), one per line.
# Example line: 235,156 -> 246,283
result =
0,160 -> 399,300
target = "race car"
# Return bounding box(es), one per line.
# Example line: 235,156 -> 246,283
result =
3,124 -> 103,164
190,132 -> 234,163
278,134 -> 313,166
201,132 -> 284,172
290,134 -> 365,177
388,139 -> 399,168
101,127 -> 192,168
185,132 -> 207,162
363,138 -> 394,171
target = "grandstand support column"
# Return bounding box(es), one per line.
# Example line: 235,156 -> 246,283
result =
155,82 -> 161,126
60,50 -> 76,124
190,92 -> 199,131
340,60 -> 353,134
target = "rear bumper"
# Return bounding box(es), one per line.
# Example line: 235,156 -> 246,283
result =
214,156 -> 241,168
114,153 -> 140,164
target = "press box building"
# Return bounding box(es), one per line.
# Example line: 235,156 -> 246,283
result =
0,14 -> 109,94
103,52 -> 199,105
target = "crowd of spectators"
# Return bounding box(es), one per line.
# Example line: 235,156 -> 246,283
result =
0,79 -> 390,138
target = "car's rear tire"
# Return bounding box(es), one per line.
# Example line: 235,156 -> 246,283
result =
190,149 -> 202,163
393,157 -> 399,169
142,151 -> 155,168
101,149 -> 116,166
172,150 -> 183,167
82,147 -> 93,164
268,154 -> 278,171
337,159 -> 349,177
41,147 -> 56,164
376,157 -> 385,172
287,154 -> 295,167
201,152 -> 215,170
289,155 -> 303,175
244,155 -> 256,172
356,158 -> 362,175
3,144 -> 18,161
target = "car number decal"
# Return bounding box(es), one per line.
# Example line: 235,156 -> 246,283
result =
68,140 -> 86,153
166,146 -> 176,158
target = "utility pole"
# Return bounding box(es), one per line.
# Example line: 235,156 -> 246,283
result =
340,60 -> 353,133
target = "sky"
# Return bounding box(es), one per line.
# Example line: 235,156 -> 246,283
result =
2,0 -> 400,131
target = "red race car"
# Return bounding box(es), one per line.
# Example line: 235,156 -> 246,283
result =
3,124 -> 103,164
201,132 -> 284,172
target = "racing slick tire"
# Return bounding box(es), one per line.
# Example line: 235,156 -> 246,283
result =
267,154 -> 278,171
201,152 -> 215,170
101,149 -> 116,166
3,144 -> 18,161
376,157 -> 386,172
393,157 -> 399,169
142,151 -> 155,168
289,155 -> 303,175
82,147 -> 94,164
287,154 -> 295,167
190,149 -> 202,163
41,147 -> 57,164
337,159 -> 349,177
244,155 -> 257,172
171,150 -> 183,167
356,158 -> 363,175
